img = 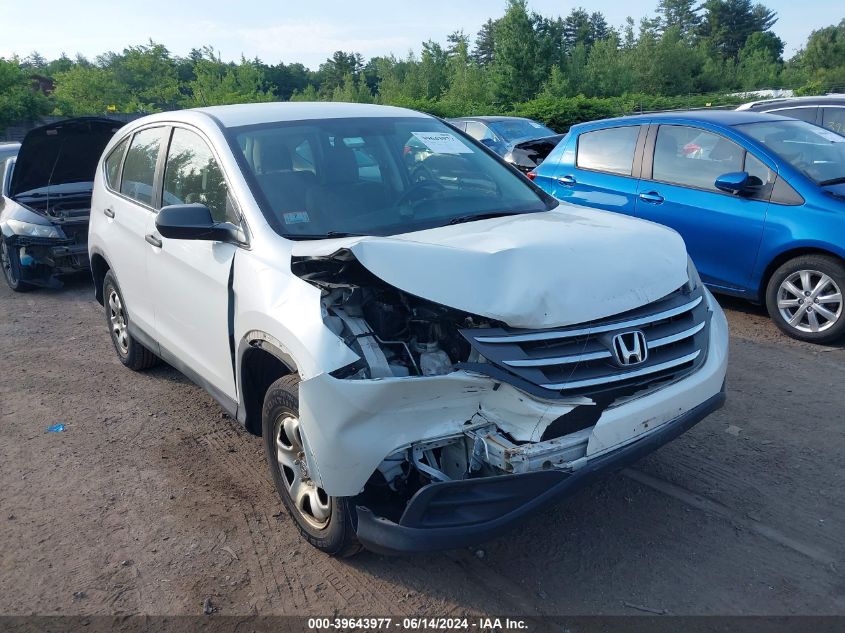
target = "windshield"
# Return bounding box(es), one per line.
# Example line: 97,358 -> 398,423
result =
228,117 -> 554,239
488,119 -> 556,143
735,120 -> 845,185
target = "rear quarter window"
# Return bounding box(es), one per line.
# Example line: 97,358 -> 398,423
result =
104,136 -> 129,190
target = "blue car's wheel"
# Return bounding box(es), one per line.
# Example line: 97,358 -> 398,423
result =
766,255 -> 845,344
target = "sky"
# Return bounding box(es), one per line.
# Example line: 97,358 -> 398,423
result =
0,0 -> 835,69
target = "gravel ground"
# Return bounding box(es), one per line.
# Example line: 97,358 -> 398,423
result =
1,275 -> 843,617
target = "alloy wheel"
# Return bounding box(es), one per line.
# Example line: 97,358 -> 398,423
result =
777,269 -> 843,334
108,289 -> 129,354
273,414 -> 331,530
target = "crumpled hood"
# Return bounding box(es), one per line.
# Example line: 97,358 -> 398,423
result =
9,117 -> 122,198
291,204 -> 689,329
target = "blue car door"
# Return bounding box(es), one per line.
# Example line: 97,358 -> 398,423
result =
634,124 -> 772,293
545,124 -> 645,216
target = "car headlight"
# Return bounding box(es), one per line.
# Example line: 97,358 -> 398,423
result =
687,256 -> 702,292
6,219 -> 61,239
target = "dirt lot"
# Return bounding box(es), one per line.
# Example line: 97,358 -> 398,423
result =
1,274 -> 843,617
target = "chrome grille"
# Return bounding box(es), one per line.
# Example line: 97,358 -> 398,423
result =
460,286 -> 709,398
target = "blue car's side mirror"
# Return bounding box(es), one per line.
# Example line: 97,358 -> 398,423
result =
715,171 -> 750,194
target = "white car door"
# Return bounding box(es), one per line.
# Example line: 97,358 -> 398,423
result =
103,126 -> 169,336
145,126 -> 240,404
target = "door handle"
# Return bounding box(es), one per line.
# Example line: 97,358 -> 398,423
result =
639,191 -> 665,204
557,175 -> 576,186
145,233 -> 163,248
103,207 -> 115,218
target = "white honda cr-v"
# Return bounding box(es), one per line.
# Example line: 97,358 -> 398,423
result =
89,102 -> 729,556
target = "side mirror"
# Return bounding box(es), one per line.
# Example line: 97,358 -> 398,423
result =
715,171 -> 750,194
156,203 -> 239,242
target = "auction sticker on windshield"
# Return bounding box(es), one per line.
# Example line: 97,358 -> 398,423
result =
412,132 -> 473,154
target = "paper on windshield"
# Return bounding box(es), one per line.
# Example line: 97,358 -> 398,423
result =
412,132 -> 473,154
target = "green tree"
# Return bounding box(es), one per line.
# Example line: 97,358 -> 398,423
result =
0,58 -> 51,128
186,49 -> 273,107
790,19 -> 845,93
318,51 -> 364,97
655,0 -> 701,41
584,34 -> 633,97
102,41 -> 181,111
442,34 -> 490,108
473,19 -> 498,66
263,61 -> 311,100
698,0 -> 778,61
331,73 -> 373,103
490,0 -> 539,106
52,64 -> 126,115
632,26 -> 705,95
801,19 -> 845,73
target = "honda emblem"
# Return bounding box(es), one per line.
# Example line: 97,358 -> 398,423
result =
611,330 -> 648,366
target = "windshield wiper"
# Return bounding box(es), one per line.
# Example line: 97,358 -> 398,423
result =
285,231 -> 371,240
819,177 -> 845,186
448,211 -> 522,225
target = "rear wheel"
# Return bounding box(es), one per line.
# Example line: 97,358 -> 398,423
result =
262,374 -> 361,557
103,270 -> 159,370
0,240 -> 32,292
766,255 -> 845,344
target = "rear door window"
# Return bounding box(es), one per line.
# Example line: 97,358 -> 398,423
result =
652,125 -> 743,191
576,126 -> 641,176
121,127 -> 166,207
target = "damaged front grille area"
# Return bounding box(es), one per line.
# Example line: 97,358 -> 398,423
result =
459,285 -> 709,399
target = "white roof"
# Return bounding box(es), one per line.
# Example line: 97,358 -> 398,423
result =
192,101 -> 430,128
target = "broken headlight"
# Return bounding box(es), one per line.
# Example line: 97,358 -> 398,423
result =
6,219 -> 61,239
687,256 -> 702,292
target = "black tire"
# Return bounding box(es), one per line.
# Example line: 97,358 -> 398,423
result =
262,374 -> 362,557
0,239 -> 33,293
765,254 -> 845,344
103,270 -> 160,370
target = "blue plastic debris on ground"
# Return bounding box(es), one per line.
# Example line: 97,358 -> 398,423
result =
46,424 -> 65,433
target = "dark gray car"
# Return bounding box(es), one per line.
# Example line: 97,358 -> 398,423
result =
447,116 -> 564,173
0,118 -> 121,291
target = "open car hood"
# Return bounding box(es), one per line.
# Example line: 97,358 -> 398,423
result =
507,133 -> 567,171
291,204 -> 689,329
9,117 -> 123,198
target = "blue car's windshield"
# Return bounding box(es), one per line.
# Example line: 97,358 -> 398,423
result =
735,120 -> 845,185
227,117 -> 555,239
489,119 -> 556,144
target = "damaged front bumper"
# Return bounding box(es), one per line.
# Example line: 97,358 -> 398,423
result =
3,233 -> 89,286
297,289 -> 729,552
355,388 -> 725,554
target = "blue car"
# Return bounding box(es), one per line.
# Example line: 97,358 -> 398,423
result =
532,110 -> 845,343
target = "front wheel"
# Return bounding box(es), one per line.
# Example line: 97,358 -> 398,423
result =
0,239 -> 32,292
765,255 -> 845,344
262,374 -> 361,557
